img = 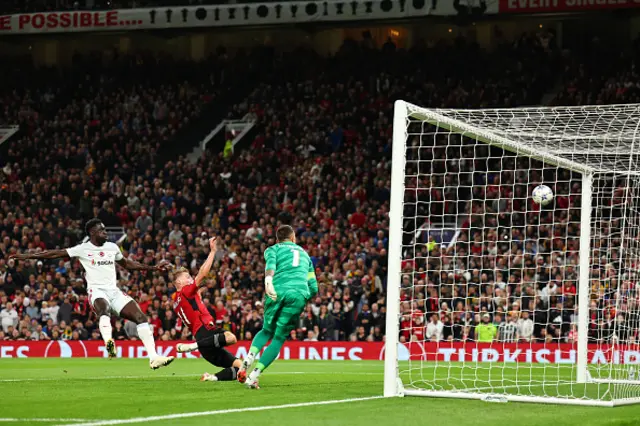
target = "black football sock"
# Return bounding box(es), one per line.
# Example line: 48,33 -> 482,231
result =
214,366 -> 239,381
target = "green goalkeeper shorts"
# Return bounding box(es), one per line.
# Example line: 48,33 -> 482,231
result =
262,290 -> 307,339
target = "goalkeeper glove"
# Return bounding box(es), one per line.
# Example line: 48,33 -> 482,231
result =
265,276 -> 277,301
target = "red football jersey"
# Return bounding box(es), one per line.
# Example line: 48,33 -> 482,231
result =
173,282 -> 215,335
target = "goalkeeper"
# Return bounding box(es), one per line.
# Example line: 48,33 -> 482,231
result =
238,225 -> 318,389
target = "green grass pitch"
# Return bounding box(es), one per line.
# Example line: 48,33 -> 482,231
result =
1,359 -> 640,426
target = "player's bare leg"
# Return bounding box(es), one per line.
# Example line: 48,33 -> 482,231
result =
120,301 -> 174,369
94,298 -> 116,359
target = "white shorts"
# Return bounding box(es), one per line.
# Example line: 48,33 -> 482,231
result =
88,287 -> 134,315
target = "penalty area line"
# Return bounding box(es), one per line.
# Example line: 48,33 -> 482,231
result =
56,396 -> 385,426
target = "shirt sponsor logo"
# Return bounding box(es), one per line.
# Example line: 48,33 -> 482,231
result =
91,259 -> 114,266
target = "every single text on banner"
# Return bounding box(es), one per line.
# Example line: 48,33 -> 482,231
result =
499,0 -> 640,14
0,0 -> 496,35
2,340 -> 640,364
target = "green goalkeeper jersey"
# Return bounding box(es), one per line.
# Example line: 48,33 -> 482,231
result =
264,241 -> 318,300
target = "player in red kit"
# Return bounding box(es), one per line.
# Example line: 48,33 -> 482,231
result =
173,237 -> 242,382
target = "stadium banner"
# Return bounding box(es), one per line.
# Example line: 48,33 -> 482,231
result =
2,340 -> 640,363
0,0 -> 499,34
498,0 -> 640,14
0,1 -> 498,35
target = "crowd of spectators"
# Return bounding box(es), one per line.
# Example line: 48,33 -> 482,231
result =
2,30 -> 635,347
397,35 -> 640,346
553,36 -> 640,106
399,144 -> 640,345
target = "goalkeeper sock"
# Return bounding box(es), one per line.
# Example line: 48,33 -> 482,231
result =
99,315 -> 113,344
242,352 -> 256,371
256,336 -> 285,371
249,329 -> 273,355
248,367 -> 262,383
214,366 -> 239,381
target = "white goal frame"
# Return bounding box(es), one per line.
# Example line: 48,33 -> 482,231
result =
383,100 -> 640,407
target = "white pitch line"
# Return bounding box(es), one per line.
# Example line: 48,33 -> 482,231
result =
0,374 -> 198,383
0,371 -> 380,383
0,420 -> 89,423
56,396 -> 385,426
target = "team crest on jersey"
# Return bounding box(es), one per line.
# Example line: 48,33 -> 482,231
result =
99,252 -> 105,257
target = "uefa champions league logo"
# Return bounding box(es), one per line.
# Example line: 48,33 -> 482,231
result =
43,341 -> 88,358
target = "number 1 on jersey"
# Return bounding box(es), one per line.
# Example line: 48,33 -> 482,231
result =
291,249 -> 300,267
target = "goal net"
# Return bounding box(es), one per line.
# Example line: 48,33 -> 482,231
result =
384,101 -> 640,407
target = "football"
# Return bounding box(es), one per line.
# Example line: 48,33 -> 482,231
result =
532,184 -> 554,206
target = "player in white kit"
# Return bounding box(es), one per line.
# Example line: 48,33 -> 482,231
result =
10,218 -> 175,369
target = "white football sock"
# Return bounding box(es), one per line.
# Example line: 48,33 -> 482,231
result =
99,315 -> 113,344
242,352 -> 255,370
204,373 -> 218,382
137,323 -> 158,359
184,342 -> 199,351
248,367 -> 261,382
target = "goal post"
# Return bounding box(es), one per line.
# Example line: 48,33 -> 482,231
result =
383,100 -> 409,398
577,171 -> 593,385
384,100 -> 640,406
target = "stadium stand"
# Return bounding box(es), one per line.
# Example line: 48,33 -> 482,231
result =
1,31 -> 618,346
553,36 -> 640,107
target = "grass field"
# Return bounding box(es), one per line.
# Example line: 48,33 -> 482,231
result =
2,359 -> 640,426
